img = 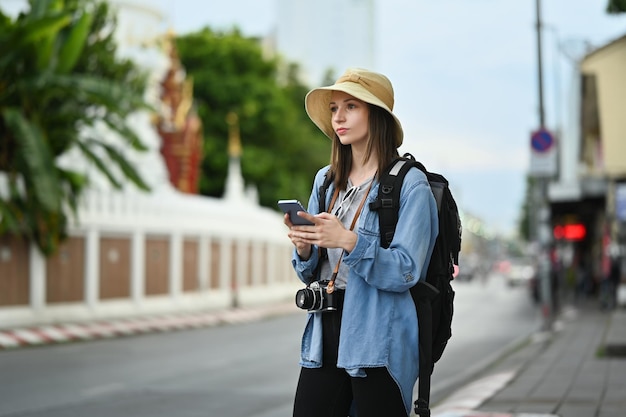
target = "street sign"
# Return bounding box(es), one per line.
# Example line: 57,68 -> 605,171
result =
531,128 -> 555,153
529,128 -> 557,177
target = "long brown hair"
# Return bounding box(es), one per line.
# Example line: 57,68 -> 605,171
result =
329,104 -> 400,190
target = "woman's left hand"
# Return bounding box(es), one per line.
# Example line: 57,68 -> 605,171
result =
289,211 -> 357,252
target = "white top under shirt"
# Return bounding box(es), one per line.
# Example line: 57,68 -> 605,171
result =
319,176 -> 375,290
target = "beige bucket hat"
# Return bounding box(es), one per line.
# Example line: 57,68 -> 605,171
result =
305,68 -> 403,147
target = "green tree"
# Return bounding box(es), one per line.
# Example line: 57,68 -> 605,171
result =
0,0 -> 150,256
607,0 -> 626,13
518,176 -> 535,242
175,28 -> 330,209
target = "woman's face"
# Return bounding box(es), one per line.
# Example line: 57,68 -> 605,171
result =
329,90 -> 369,147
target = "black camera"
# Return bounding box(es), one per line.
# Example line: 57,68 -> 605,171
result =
295,281 -> 338,313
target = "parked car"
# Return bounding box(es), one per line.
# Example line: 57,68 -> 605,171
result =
500,258 -> 537,287
456,253 -> 485,282
456,262 -> 477,282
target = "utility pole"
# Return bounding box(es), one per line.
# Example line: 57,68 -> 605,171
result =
534,0 -> 554,331
536,0 -> 546,129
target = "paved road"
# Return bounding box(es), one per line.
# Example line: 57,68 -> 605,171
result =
0,274 -> 541,417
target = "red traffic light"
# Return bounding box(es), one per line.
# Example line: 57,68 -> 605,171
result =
553,224 -> 586,241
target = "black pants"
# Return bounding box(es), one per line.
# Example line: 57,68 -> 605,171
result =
292,299 -> 407,417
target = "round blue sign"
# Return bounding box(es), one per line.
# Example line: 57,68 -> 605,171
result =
531,129 -> 554,153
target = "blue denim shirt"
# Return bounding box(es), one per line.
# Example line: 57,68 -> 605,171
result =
291,165 -> 439,415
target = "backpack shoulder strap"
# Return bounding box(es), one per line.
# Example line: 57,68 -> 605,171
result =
369,153 -> 425,249
315,170 -> 334,269
318,170 -> 334,214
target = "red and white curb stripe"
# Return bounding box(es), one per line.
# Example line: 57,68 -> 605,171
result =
0,303 -> 297,350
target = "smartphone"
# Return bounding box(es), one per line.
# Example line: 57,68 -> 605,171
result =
277,199 -> 314,226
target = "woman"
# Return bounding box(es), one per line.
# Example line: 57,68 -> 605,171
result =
284,68 -> 439,417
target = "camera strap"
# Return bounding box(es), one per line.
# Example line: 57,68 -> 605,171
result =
326,178 -> 374,294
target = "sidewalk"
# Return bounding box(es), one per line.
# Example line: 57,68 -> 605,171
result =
431,303 -> 626,417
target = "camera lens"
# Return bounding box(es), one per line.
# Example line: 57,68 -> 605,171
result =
295,288 -> 318,310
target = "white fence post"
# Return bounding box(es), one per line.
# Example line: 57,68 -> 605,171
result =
170,232 -> 183,301
219,237 -> 232,297
131,230 -> 145,307
198,235 -> 210,291
29,244 -> 46,313
85,228 -> 100,310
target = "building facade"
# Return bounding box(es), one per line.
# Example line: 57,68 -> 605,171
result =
548,33 -> 626,301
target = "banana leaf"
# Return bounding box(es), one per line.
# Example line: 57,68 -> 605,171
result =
28,74 -> 150,113
56,11 -> 93,73
75,139 -> 123,189
607,0 -> 626,12
97,142 -> 151,191
57,167 -> 87,213
2,108 -> 62,212
29,0 -> 65,19
102,114 -> 149,151
0,199 -> 21,234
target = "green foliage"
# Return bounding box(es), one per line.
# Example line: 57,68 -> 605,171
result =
518,176 -> 536,242
607,0 -> 626,13
175,28 -> 330,209
0,0 -> 149,256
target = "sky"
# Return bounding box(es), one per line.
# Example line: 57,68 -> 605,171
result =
9,0 -> 625,237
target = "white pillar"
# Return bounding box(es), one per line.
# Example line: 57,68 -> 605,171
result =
236,239 -> 248,289
198,236 -> 210,291
280,245 -> 293,283
85,228 -> 100,310
29,243 -> 45,312
131,230 -> 145,306
218,238 -> 231,291
267,245 -> 279,285
251,241 -> 263,286
170,232 -> 182,300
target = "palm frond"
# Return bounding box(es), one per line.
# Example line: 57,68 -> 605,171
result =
0,199 -> 21,234
56,11 -> 93,74
29,74 -> 151,114
0,13 -> 71,68
98,142 -> 151,191
607,0 -> 626,13
102,114 -> 149,151
29,0 -> 65,18
57,167 -> 88,213
2,107 -> 61,211
75,140 -> 123,189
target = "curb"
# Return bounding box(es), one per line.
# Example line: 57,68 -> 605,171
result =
428,326 -> 544,409
0,302 -> 298,350
429,309 -> 585,416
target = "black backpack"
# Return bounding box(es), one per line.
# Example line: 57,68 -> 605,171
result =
317,153 -> 461,417
369,153 -> 461,417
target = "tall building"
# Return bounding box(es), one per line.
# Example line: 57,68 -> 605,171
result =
275,0 -> 375,86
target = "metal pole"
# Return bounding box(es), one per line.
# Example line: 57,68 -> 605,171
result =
536,0 -> 545,128
535,0 -> 553,330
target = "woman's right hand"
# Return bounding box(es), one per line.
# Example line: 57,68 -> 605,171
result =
284,213 -> 312,260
